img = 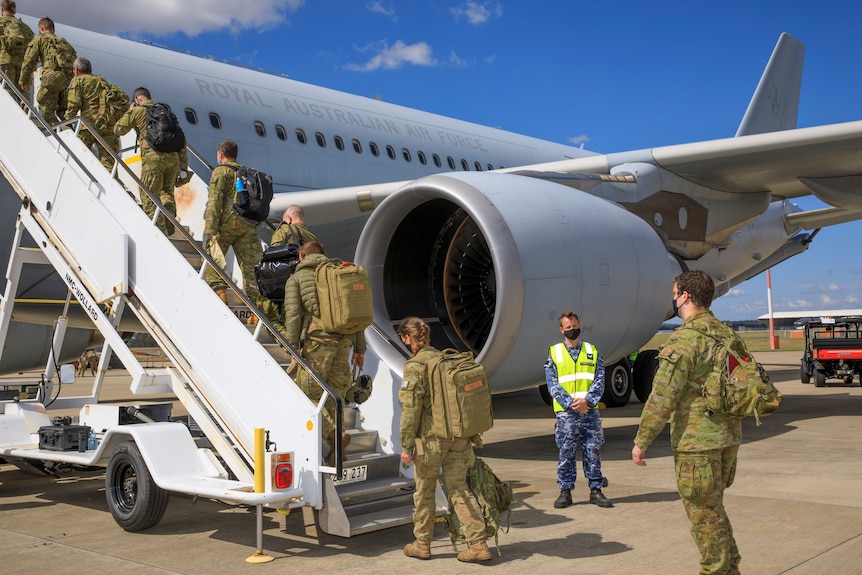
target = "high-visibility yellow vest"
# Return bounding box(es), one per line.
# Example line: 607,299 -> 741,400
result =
550,341 -> 598,413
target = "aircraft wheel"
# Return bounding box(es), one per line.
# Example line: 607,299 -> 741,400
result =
633,350 -> 659,402
813,370 -> 827,388
106,440 -> 169,532
602,357 -> 632,407
538,383 -> 553,406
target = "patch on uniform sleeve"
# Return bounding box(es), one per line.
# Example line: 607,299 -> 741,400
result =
400,379 -> 410,389
658,347 -> 681,363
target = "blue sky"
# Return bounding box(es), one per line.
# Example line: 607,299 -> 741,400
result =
22,1 -> 862,320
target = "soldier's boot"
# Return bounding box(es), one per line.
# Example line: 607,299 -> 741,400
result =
457,539 -> 492,563
403,539 -> 431,560
553,489 -> 572,509
589,488 -> 613,508
215,289 -> 229,305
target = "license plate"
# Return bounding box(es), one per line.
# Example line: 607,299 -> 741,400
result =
333,464 -> 367,485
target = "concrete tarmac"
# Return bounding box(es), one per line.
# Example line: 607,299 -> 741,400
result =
1,350 -> 860,574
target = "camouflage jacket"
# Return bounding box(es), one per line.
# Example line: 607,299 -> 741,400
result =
399,346 -> 439,455
0,15 -> 34,65
64,73 -> 108,126
204,160 -> 245,234
281,252 -> 366,353
19,32 -> 74,81
270,222 -> 319,247
634,309 -> 743,452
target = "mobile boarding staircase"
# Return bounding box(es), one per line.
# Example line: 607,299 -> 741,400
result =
0,71 -> 422,542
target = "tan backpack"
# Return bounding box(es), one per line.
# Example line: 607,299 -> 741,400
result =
425,349 -> 493,440
314,258 -> 373,334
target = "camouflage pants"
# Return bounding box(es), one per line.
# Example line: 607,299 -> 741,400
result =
555,409 -> 606,490
35,69 -> 70,122
295,337 -> 352,437
412,437 -> 485,543
1,62 -> 24,95
675,446 -> 741,575
205,219 -> 263,303
139,148 -> 178,237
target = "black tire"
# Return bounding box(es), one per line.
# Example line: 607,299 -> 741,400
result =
106,441 -> 169,532
602,357 -> 632,407
800,360 -> 811,384
633,350 -> 660,403
813,369 -> 827,388
538,383 -> 553,406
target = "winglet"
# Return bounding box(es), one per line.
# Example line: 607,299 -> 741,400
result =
736,33 -> 805,137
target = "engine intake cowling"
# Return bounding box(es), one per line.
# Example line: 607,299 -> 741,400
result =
355,172 -> 680,392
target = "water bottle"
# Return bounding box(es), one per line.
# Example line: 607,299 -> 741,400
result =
87,428 -> 98,450
235,176 -> 249,208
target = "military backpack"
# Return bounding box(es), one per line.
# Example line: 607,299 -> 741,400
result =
144,102 -> 185,153
93,77 -> 129,131
1,19 -> 28,59
254,226 -> 304,303
227,165 -> 273,225
46,34 -> 76,71
313,258 -> 373,334
425,348 -> 493,440
684,326 -> 783,425
446,457 -> 512,554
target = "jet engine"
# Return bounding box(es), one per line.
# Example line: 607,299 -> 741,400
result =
355,172 -> 682,393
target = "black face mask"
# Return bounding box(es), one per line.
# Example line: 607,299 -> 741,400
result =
563,328 -> 581,341
672,297 -> 680,317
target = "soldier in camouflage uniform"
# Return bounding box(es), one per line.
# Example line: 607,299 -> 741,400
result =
114,86 -> 188,237
282,241 -> 365,460
64,57 -> 121,172
545,310 -> 613,509
632,270 -> 743,575
0,1 -> 34,94
397,316 -> 491,563
18,17 -> 75,122
203,139 -> 263,322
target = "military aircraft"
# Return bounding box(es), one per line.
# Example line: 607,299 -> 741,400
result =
2,17 -> 862,404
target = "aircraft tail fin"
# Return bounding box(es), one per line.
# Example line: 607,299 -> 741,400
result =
736,33 -> 804,137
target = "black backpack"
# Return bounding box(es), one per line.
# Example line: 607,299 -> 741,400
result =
228,165 -> 274,225
254,226 -> 304,303
144,103 -> 185,153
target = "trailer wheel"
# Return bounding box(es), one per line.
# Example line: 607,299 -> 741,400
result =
800,362 -> 811,384
106,441 -> 169,532
813,370 -> 827,388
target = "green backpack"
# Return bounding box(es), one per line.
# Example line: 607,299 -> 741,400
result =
445,457 -> 513,553
46,34 -> 76,71
93,77 -> 129,131
1,19 -> 28,58
426,348 -> 493,440
314,258 -> 373,335
685,326 -> 783,425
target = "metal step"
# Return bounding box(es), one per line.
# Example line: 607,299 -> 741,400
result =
318,451 -> 416,537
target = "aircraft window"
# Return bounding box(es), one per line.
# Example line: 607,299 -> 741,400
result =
433,154 -> 441,168
184,108 -> 197,125
447,156 -> 456,170
402,148 -> 411,162
487,164 -> 494,171
386,145 -> 396,160
473,162 -> 482,171
334,136 -> 345,151
315,132 -> 326,147
370,142 -> 379,157
418,151 -> 427,165
296,129 -> 307,144
275,124 -> 287,141
461,159 -> 469,171
352,139 -> 362,153
254,121 -> 266,138
209,112 -> 222,129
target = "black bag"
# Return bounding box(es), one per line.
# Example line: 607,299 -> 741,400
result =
254,227 -> 303,302
144,103 -> 185,153
228,165 -> 273,225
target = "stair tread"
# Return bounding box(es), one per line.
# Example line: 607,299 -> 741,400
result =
344,505 -> 416,535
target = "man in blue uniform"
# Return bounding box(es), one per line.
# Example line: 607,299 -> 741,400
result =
544,310 -> 613,508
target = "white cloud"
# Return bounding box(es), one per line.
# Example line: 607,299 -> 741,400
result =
367,1 -> 396,20
819,294 -> 836,305
785,298 -> 813,309
726,289 -> 746,297
825,282 -> 841,292
346,40 -> 436,72
451,1 -> 503,25
21,0 -> 304,36
568,135 -> 590,146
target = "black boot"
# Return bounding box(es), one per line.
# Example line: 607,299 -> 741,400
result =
553,489 -> 572,508
590,488 -> 613,508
